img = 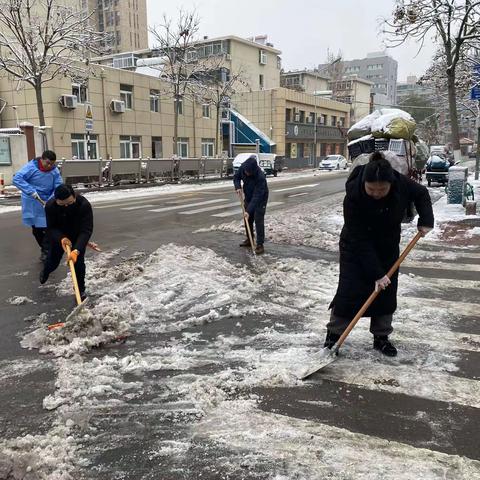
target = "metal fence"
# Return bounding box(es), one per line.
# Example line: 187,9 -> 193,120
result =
58,157 -> 234,186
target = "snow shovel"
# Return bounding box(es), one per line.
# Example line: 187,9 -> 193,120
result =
47,244 -> 89,330
300,231 -> 422,380
238,192 -> 256,255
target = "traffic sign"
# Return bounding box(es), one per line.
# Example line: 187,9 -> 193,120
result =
470,86 -> 480,100
85,103 -> 93,131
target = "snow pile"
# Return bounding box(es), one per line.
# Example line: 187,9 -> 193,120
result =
0,424 -> 77,480
200,194 -> 344,251
6,296 -> 35,306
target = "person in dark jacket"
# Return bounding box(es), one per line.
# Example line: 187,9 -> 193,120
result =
325,151 -> 434,356
233,156 -> 269,254
40,184 -> 93,301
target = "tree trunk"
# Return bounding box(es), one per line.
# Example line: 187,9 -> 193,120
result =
34,82 -> 46,126
173,96 -> 179,156
446,71 -> 461,161
216,103 -> 221,157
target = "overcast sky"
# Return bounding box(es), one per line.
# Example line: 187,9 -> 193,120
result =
146,0 -> 437,82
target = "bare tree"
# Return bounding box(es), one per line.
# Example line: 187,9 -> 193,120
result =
150,10 -> 213,156
0,0 -> 106,126
384,0 -> 480,160
197,64 -> 249,156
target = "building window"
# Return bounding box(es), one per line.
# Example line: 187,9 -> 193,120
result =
120,84 -> 133,109
120,135 -> 141,158
150,90 -> 160,112
152,137 -> 163,158
339,117 -> 345,127
71,134 -> 98,159
319,114 -> 327,125
202,104 -> 211,118
177,137 -> 189,157
175,98 -> 183,115
259,74 -> 264,90
277,56 -> 282,69
201,138 -> 215,157
259,50 -> 267,65
285,108 -> 292,122
72,83 -> 88,104
331,116 -> 337,126
299,110 -> 305,123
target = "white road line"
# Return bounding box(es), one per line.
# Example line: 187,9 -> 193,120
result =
149,198 -> 228,213
288,192 -> 309,198
212,201 -> 284,218
179,202 -> 240,215
121,204 -> 156,210
403,260 -> 480,272
273,184 -> 319,193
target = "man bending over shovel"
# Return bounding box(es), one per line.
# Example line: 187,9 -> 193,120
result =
40,184 -> 93,301
233,156 -> 269,255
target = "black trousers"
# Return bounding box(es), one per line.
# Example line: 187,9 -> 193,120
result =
44,243 -> 86,292
245,202 -> 267,246
32,227 -> 48,253
327,310 -> 393,337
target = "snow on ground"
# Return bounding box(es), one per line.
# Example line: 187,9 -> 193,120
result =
0,205 -> 21,214
6,296 -> 35,306
2,176 -> 480,479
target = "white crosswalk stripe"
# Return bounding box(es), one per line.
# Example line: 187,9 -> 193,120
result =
211,201 -> 284,218
148,199 -> 228,213
179,202 -> 240,215
121,204 -> 156,210
273,184 -> 318,193
288,192 -> 309,198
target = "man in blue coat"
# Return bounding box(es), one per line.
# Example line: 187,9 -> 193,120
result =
233,155 -> 269,254
13,151 -> 62,261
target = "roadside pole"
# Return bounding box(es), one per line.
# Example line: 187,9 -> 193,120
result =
476,101 -> 480,180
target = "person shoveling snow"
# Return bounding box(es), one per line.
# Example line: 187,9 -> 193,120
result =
322,152 -> 434,361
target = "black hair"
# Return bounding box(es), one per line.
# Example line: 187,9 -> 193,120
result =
41,150 -> 57,162
54,184 -> 75,200
363,151 -> 395,183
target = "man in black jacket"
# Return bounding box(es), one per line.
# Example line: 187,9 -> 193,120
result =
233,156 -> 269,254
40,184 -> 94,300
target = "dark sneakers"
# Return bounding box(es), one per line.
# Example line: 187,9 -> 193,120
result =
255,244 -> 265,254
373,335 -> 398,357
39,268 -> 49,285
239,239 -> 252,247
324,331 -> 341,349
80,291 -> 87,302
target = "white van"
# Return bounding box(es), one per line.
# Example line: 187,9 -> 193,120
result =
233,153 -> 279,176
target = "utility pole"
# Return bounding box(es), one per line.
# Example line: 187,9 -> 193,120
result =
476,101 -> 480,180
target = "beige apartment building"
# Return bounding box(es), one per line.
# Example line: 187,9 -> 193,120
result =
84,0 -> 148,53
96,35 -> 282,92
233,88 -> 350,160
328,76 -> 373,124
280,70 -> 330,94
0,65 -> 217,161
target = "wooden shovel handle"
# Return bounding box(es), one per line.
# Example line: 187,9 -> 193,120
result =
238,191 -> 256,254
65,244 -> 83,306
334,231 -> 422,351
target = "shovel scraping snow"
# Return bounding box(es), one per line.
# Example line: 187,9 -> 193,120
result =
300,231 -> 422,380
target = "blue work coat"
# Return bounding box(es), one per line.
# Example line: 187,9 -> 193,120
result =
13,158 -> 62,228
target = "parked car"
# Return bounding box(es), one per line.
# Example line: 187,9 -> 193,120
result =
232,153 -> 280,176
319,155 -> 348,170
426,155 -> 450,186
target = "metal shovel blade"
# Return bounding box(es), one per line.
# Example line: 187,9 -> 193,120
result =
299,347 -> 338,380
64,297 -> 89,323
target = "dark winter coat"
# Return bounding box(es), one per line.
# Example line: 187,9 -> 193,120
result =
330,165 -> 434,319
45,195 -> 93,253
233,157 -> 269,215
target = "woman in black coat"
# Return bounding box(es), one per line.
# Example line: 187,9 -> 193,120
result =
325,151 -> 434,356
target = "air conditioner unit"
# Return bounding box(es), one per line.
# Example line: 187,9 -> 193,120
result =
225,53 -> 232,60
110,99 -> 126,113
59,94 -> 78,109
294,113 -> 300,122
